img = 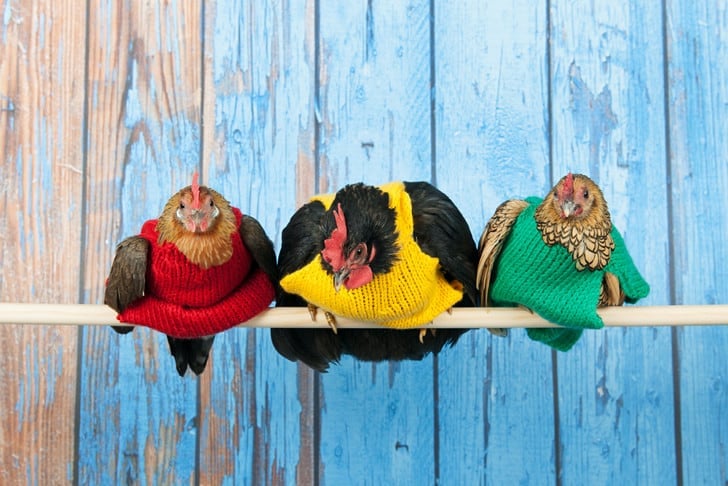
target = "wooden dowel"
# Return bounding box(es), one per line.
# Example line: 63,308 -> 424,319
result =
0,303 -> 726,328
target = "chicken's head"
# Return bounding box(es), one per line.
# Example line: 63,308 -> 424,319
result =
321,203 -> 376,291
550,172 -> 601,220
320,184 -> 399,292
175,172 -> 221,233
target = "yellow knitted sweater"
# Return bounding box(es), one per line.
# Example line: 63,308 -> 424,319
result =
280,182 -> 464,329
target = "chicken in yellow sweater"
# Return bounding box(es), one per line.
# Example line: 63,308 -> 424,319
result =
272,181 -> 478,372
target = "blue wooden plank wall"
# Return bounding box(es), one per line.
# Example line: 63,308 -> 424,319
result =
0,0 -> 726,484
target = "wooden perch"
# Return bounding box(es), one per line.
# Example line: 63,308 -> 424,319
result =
0,303 -> 725,328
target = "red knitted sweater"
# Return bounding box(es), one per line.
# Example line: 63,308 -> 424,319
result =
117,208 -> 275,338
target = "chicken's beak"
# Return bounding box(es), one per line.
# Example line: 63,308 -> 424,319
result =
333,268 -> 350,292
190,210 -> 208,232
561,200 -> 577,218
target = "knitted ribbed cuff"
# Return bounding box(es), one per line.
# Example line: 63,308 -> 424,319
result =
118,267 -> 275,338
526,327 -> 584,352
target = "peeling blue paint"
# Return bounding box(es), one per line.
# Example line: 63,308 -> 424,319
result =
568,62 -> 618,180
92,83 -> 98,109
123,60 -> 144,128
2,1 -> 9,26
37,12 -> 45,49
2,0 -> 11,43
43,340 -> 63,406
56,40 -> 64,85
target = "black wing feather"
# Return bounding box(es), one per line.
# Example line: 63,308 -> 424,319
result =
404,181 -> 479,306
239,214 -> 279,286
104,235 -> 149,313
277,200 -> 327,278
271,200 -> 344,371
337,327 -> 466,362
104,235 -> 149,335
270,325 -> 342,372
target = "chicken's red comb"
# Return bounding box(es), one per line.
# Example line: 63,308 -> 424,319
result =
562,172 -> 574,198
191,171 -> 201,209
321,203 -> 347,271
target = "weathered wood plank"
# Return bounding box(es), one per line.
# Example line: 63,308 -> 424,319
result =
0,1 -> 85,483
434,1 -> 556,483
77,1 -> 203,484
197,0 -> 317,483
316,1 -> 436,482
318,0 -> 432,189
666,0 -> 728,483
550,0 -> 676,483
318,361 -> 437,482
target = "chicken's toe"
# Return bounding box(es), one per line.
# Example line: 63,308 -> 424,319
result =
324,311 -> 338,334
307,303 -> 318,322
487,328 -> 509,337
418,328 -> 436,344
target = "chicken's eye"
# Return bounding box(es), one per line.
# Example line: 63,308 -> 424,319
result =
180,203 -> 185,209
553,190 -> 558,198
349,243 -> 367,262
583,189 -> 589,199
210,200 -> 214,207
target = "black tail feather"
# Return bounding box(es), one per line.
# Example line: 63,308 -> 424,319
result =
111,325 -> 134,334
166,335 -> 216,376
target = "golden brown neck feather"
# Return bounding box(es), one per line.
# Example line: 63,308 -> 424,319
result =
535,192 -> 613,270
156,189 -> 238,269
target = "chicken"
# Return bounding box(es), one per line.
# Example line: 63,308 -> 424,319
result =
105,173 -> 277,376
271,181 -> 478,372
476,173 -> 649,350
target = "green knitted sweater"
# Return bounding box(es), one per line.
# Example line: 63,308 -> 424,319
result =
489,197 -> 650,351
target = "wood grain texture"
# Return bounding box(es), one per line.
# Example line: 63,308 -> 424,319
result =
317,0 -> 433,191
319,360 -> 437,482
434,1 -> 556,483
0,1 -> 85,483
197,0 -> 317,483
316,1 -> 436,483
550,0 -> 677,483
666,0 -> 728,483
77,1 -> 202,484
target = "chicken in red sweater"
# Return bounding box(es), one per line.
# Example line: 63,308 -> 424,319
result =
105,173 -> 277,376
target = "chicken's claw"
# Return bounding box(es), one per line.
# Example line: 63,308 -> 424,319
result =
418,328 -> 436,344
307,303 -> 338,334
324,311 -> 338,334
519,304 -> 534,315
487,306 -> 530,337
486,328 -> 508,337
307,303 -> 318,322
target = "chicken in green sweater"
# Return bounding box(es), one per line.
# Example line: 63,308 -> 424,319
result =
477,174 -> 649,351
